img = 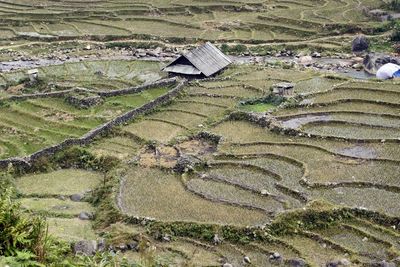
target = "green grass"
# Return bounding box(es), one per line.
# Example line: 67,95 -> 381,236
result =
123,120 -> 187,143
315,226 -> 391,259
274,102 -> 400,117
302,122 -> 400,139
106,87 -> 169,108
0,56 -> 399,265
89,136 -> 142,160
280,235 -> 350,266
47,218 -> 96,242
0,83 -> 170,159
20,197 -> 93,216
311,187 -> 400,217
294,77 -> 344,94
1,60 -> 164,93
187,86 -> 264,99
16,169 -> 102,196
311,88 -> 400,105
239,102 -> 276,112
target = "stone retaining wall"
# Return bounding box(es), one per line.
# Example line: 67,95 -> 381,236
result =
0,79 -> 186,169
96,77 -> 177,97
0,77 -> 178,102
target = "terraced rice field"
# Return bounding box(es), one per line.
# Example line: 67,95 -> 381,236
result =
110,64 -> 400,265
0,60 -> 164,91
0,0 -> 399,264
0,60 -> 171,159
2,58 -> 400,265
15,169 -> 100,241
0,0 -> 388,50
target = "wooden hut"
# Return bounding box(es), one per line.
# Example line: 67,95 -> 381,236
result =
272,82 -> 295,97
163,42 -> 232,78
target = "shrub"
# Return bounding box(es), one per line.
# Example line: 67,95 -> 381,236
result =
388,0 -> 400,11
29,146 -> 120,173
220,44 -> 248,55
391,21 -> 400,42
0,188 -> 47,260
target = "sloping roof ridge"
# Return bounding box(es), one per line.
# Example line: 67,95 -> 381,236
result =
182,42 -> 232,76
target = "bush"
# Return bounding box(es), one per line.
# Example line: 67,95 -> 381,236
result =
28,146 -> 120,173
0,188 -> 47,260
391,21 -> 400,42
388,0 -> 400,11
220,43 -> 248,55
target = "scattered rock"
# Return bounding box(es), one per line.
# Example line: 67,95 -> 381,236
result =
117,244 -> 127,252
223,263 -> 233,267
326,262 -> 339,267
364,53 -> 400,73
311,51 -> 321,58
94,70 -> 104,76
260,189 -> 269,195
352,63 -> 363,70
326,260 -> 350,267
269,252 -> 283,263
288,258 -> 307,267
174,154 -> 201,173
97,239 -> 106,252
70,194 -> 84,202
78,211 -> 92,220
57,195 -> 67,200
213,234 -> 222,245
73,240 -> 97,256
298,56 -> 314,66
127,240 -> 139,251
368,9 -> 388,18
352,35 -> 369,53
147,47 -> 162,57
273,252 -> 281,258
243,256 -> 251,264
339,259 -> 351,266
371,261 -> 396,267
351,56 -> 364,63
162,234 -> 171,242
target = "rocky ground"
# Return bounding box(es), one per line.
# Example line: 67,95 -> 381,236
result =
1,42 -> 398,80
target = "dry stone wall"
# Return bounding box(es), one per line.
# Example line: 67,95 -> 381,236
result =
0,77 -> 178,102
0,78 -> 186,169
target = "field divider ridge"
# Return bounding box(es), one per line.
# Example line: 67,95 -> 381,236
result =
0,78 -> 186,169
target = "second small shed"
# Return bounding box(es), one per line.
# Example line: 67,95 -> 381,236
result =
163,42 -> 232,78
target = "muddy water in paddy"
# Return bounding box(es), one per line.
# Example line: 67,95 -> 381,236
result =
281,114 -> 332,129
336,145 -> 378,159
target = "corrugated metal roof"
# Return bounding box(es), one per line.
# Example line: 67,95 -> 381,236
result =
163,64 -> 202,75
164,42 -> 232,77
184,42 -> 232,77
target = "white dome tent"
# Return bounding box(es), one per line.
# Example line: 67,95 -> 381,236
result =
376,63 -> 400,79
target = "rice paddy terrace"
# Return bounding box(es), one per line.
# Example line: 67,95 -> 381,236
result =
3,59 -> 400,266
0,0 -> 390,50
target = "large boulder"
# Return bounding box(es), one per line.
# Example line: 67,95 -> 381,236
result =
288,258 -> 307,267
352,35 -> 369,53
78,211 -> 92,220
173,154 -> 202,173
363,53 -> 400,73
73,240 -> 97,256
70,193 -> 84,202
371,261 -> 396,267
298,56 -> 314,66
